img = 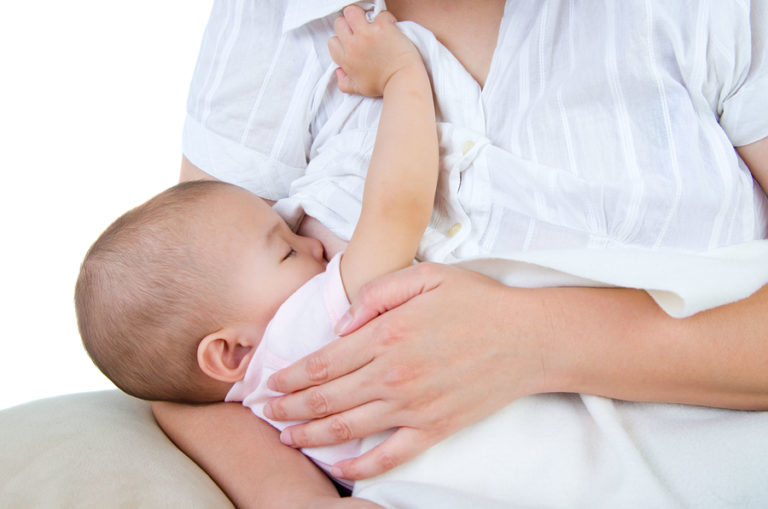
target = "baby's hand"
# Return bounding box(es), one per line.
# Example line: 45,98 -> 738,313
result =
328,5 -> 423,97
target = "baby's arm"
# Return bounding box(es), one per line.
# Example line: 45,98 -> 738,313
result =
328,6 -> 438,300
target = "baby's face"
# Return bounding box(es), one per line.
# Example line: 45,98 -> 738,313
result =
216,187 -> 327,328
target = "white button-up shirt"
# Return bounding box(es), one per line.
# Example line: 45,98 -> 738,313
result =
183,0 -> 768,264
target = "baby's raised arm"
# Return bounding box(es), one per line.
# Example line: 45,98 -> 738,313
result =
328,6 -> 438,300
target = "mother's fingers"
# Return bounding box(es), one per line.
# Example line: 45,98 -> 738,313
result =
280,400 -> 396,449
335,263 -> 445,336
266,364 -> 377,421
332,427 -> 431,480
267,330 -> 374,394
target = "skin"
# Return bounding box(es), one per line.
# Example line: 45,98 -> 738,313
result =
382,0 -> 507,88
154,0 -> 768,503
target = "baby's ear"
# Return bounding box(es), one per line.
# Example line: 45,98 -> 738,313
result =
197,328 -> 256,383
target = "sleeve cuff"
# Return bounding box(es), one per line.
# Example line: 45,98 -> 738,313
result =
720,78 -> 768,146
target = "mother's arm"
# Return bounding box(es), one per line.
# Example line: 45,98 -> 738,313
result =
266,264 -> 768,480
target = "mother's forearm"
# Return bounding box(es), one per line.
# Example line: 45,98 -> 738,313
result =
151,401 -> 341,508
534,283 -> 768,410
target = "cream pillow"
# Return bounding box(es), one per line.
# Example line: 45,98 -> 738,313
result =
0,391 -> 233,508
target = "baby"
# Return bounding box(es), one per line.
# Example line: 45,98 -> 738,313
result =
75,7 -> 436,485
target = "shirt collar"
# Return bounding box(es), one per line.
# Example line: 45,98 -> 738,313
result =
283,0 -> 385,33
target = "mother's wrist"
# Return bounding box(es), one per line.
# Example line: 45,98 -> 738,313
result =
482,283 -> 562,399
517,286 -> 681,402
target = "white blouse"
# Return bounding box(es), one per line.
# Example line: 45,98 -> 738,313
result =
183,0 -> 768,262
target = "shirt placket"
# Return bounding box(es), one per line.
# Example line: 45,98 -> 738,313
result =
417,33 -> 493,262
419,124 -> 491,262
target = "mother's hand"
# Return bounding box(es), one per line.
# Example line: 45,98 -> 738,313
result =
265,263 -> 554,480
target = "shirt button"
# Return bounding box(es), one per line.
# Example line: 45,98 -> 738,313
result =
447,222 -> 462,237
462,140 -> 475,155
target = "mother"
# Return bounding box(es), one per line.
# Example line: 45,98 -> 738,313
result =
154,0 -> 768,506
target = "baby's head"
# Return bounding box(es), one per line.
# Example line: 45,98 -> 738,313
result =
75,180 -> 326,403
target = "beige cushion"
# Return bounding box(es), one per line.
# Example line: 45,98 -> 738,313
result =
0,391 -> 233,508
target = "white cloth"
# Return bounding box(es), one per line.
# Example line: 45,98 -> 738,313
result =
355,393 -> 768,509
185,1 -> 768,507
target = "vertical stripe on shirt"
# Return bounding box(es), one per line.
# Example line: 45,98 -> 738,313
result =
201,0 -> 244,126
241,34 -> 286,145
192,0 -> 234,120
644,0 -> 683,249
604,0 -> 645,242
271,47 -> 319,161
556,0 -> 578,178
699,0 -> 736,249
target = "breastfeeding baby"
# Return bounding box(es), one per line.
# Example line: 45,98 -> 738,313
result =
75,7 -> 435,489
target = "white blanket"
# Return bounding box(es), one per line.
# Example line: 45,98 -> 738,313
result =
354,241 -> 768,508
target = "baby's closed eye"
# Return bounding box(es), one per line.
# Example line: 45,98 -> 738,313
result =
282,248 -> 296,261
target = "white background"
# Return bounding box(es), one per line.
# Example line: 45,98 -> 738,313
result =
0,2 -> 213,409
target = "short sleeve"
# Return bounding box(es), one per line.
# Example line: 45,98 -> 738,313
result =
182,1 -> 329,200
719,0 -> 768,146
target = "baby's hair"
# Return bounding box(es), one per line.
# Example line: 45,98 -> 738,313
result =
75,180 -> 240,403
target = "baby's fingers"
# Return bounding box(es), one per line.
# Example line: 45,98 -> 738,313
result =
334,13 -> 352,40
335,67 -> 357,94
341,4 -> 368,32
371,10 -> 397,26
332,428 -> 429,480
328,35 -> 344,64
328,38 -> 358,94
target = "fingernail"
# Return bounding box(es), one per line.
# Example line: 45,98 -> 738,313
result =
334,311 -> 353,335
266,375 -> 277,391
331,465 -> 344,478
280,430 -> 293,446
263,403 -> 274,419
